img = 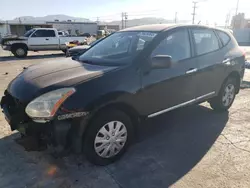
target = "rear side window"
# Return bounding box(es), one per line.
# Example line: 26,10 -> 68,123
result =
31,30 -> 55,37
217,30 -> 230,46
192,29 -> 219,56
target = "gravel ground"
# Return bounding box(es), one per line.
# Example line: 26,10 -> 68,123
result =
0,48 -> 250,188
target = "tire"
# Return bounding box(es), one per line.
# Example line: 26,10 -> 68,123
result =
83,109 -> 134,166
209,77 -> 237,111
12,46 -> 28,58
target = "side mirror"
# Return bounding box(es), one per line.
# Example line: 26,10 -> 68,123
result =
151,55 -> 172,69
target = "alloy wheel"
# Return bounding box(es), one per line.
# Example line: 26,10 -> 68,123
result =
222,84 -> 235,107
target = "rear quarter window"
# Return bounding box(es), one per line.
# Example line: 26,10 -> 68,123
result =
217,30 -> 231,46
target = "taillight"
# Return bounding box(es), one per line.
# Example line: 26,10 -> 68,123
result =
240,48 -> 246,60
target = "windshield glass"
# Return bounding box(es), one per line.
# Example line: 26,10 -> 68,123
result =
24,29 -> 35,37
79,31 -> 157,65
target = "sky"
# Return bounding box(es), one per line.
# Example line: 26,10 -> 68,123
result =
1,0 -> 250,24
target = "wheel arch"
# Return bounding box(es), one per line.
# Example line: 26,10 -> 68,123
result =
11,43 -> 28,51
226,71 -> 241,94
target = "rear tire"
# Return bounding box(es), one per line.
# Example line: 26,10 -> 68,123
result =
209,77 -> 237,111
12,46 -> 28,58
83,109 -> 134,166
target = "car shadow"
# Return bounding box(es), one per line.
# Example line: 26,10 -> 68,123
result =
0,53 -> 65,62
0,104 -> 228,188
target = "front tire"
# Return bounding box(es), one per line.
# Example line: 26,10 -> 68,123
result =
12,46 -> 28,58
210,77 -> 237,111
83,109 -> 134,166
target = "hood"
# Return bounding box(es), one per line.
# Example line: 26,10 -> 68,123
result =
1,36 -> 27,45
69,45 -> 90,51
7,58 -> 118,102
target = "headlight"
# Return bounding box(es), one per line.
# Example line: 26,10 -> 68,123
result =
25,88 -> 75,121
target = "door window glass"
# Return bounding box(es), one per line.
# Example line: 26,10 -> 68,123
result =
151,29 -> 191,61
31,30 -> 55,37
192,29 -> 219,55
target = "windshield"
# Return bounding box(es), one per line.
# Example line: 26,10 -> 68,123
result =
79,31 -> 157,65
24,29 -> 35,37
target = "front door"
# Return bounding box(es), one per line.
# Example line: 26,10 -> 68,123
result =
137,28 -> 198,117
28,29 -> 58,50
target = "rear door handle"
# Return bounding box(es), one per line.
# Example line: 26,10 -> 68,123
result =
222,58 -> 231,64
186,68 -> 198,74
45,38 -> 49,40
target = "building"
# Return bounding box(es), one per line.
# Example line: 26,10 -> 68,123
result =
0,20 -> 98,37
98,24 -> 120,32
231,13 -> 250,29
46,21 -> 98,35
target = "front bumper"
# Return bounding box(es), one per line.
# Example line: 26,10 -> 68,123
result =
0,91 -> 77,151
1,45 -> 11,51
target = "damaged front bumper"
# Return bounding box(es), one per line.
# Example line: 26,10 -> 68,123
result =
0,91 -> 89,153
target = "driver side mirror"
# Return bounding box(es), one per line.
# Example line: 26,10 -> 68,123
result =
151,55 -> 172,69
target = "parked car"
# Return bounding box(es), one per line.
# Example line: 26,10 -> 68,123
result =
0,24 -> 245,166
65,38 -> 104,57
0,28 -> 87,58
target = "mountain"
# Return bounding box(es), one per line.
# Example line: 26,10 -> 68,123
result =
12,14 -> 90,22
10,15 -> 190,26
101,17 -> 190,27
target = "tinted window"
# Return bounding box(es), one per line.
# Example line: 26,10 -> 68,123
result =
151,29 -> 191,61
217,30 -> 230,46
192,29 -> 219,55
31,30 -> 55,37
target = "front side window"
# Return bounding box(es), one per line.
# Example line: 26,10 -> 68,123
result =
192,29 -> 219,55
79,31 -> 157,64
151,29 -> 191,61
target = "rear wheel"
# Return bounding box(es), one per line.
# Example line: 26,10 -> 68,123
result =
83,109 -> 134,166
12,46 -> 28,58
209,77 -> 237,111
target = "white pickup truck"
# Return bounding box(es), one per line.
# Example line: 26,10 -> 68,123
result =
0,28 -> 87,58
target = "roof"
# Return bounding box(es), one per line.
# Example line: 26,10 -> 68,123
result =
120,24 -> 177,32
120,24 -> 218,32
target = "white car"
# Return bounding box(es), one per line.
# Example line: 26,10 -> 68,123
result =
0,28 -> 87,58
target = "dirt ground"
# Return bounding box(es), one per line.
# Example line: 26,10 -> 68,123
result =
0,48 -> 250,188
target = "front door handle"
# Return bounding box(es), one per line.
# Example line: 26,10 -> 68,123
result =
45,38 -> 49,40
186,68 -> 198,74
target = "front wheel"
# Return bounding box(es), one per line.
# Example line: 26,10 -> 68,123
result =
83,109 -> 134,166
12,46 -> 28,58
209,77 -> 237,111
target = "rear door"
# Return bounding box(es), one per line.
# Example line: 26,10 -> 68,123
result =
138,28 -> 199,116
190,28 -> 226,99
28,29 -> 59,50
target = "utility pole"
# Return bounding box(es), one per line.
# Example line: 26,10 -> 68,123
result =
233,0 -> 240,28
121,12 -> 124,29
235,0 -> 240,16
124,12 -> 128,28
174,12 -> 178,23
192,1 -> 198,24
